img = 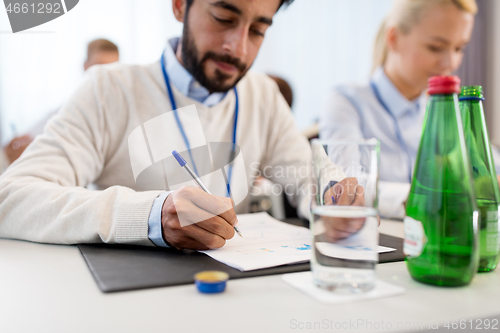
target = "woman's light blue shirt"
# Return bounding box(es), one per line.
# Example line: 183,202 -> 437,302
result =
319,67 -> 427,183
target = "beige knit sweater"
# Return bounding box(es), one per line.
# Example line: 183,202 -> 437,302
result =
0,61 -> 312,246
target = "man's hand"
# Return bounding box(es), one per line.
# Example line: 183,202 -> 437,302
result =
322,177 -> 366,241
161,186 -> 238,250
4,135 -> 33,164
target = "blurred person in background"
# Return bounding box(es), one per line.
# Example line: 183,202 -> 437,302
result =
84,38 -> 120,71
320,0 -> 477,218
27,38 -> 120,137
0,38 -> 119,171
269,75 -> 293,108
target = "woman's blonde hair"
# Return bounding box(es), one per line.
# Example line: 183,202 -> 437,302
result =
372,0 -> 478,72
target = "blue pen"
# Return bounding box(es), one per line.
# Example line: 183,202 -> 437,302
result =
172,150 -> 242,238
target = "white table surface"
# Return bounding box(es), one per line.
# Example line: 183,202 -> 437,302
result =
1,219 -> 499,333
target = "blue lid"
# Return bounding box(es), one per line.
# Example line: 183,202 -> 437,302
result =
194,271 -> 229,294
172,150 -> 187,167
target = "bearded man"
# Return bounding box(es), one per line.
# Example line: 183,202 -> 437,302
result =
0,0 -> 358,250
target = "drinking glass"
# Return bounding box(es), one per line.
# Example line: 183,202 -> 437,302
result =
310,139 -> 380,293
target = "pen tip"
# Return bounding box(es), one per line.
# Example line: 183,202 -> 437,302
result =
234,226 -> 243,238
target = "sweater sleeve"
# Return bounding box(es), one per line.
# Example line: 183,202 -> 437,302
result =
258,82 -> 312,219
0,149 -> 9,174
0,69 -> 162,246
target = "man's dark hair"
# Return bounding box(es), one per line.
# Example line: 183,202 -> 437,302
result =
185,0 -> 294,12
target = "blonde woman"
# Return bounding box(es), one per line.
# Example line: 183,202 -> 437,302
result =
320,0 -> 478,218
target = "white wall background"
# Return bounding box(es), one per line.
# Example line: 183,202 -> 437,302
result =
0,0 -> 393,145
487,0 -> 500,146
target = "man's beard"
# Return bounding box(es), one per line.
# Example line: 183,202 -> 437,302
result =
181,24 -> 248,93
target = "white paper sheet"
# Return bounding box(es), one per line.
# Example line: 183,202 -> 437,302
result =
316,243 -> 396,261
200,212 -> 312,271
200,213 -> 396,271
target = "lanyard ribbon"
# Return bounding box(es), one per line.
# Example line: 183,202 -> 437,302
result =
160,53 -> 239,197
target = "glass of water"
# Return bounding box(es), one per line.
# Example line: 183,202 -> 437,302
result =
310,139 -> 380,293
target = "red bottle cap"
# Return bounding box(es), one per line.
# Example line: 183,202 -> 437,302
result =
427,76 -> 461,95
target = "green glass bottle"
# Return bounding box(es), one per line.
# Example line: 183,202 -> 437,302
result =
404,76 -> 479,286
459,86 -> 500,272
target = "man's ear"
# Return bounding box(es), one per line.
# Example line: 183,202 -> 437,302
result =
172,0 -> 187,23
386,26 -> 399,52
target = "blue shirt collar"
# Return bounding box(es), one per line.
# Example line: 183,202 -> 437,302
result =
163,38 -> 226,107
371,67 -> 424,118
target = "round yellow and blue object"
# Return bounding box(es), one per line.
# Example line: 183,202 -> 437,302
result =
194,271 -> 229,293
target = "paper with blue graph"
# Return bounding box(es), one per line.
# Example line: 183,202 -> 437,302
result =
200,212 -> 397,271
200,212 -> 312,271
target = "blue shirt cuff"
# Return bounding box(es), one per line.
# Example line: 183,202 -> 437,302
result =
148,191 -> 172,247
323,180 -> 338,204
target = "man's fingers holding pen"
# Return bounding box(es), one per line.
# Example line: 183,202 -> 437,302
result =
333,177 -> 360,205
166,223 -> 227,250
188,188 -> 238,227
322,178 -> 367,241
196,215 -> 235,240
170,186 -> 237,225
323,178 -> 365,207
163,230 -> 212,251
161,186 -> 237,250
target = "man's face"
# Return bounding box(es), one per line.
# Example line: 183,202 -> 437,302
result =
179,0 -> 281,92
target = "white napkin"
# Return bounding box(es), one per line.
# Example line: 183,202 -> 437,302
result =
282,271 -> 405,305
